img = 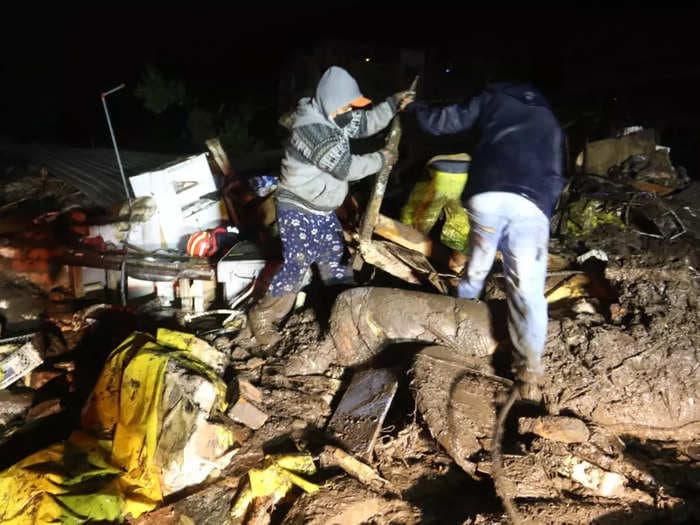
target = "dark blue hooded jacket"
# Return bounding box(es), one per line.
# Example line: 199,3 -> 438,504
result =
413,83 -> 564,217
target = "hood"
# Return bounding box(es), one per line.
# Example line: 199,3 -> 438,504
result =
487,82 -> 550,108
314,66 -> 367,117
287,97 -> 328,129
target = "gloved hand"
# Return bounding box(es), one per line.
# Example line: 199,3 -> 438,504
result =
391,90 -> 416,111
380,148 -> 397,168
278,111 -> 294,129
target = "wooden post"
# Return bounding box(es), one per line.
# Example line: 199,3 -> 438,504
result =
68,266 -> 84,298
206,137 -> 240,227
352,118 -> 402,271
353,76 -> 417,271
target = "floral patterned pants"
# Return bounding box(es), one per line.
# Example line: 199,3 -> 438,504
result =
268,206 -> 353,297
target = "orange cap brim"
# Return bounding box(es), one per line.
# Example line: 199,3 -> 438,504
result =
350,96 -> 372,108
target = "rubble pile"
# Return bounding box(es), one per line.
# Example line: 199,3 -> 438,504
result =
0,127 -> 698,524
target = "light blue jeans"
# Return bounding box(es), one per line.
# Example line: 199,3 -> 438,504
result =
457,192 -> 550,373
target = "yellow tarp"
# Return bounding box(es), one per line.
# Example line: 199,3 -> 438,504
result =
0,329 -> 231,524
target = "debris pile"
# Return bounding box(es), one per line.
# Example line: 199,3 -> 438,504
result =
0,122 -> 698,524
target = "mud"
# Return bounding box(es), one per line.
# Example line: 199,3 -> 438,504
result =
542,265 -> 700,438
411,346 -> 508,475
400,258 -> 699,522
3,244 -> 699,524
282,477 -> 421,525
239,266 -> 700,523
329,287 -> 497,367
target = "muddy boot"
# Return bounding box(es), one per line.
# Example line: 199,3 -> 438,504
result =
515,367 -> 544,402
247,293 -> 297,351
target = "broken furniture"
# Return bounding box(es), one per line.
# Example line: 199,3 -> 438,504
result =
0,241 -> 217,311
129,153 -> 228,251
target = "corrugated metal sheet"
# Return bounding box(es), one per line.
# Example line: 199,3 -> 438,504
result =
0,142 -> 178,207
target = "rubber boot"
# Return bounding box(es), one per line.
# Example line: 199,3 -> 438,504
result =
247,293 -> 297,350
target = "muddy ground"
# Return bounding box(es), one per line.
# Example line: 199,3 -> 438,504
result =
206,244 -> 698,524
1,170 -> 699,524
1,244 -> 698,524
159,249 -> 691,524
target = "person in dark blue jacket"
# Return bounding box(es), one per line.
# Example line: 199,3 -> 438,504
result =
412,83 -> 564,395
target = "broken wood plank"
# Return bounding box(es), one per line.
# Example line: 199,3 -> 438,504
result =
29,369 -> 64,389
630,180 -> 675,196
205,137 -> 233,177
545,273 -> 591,303
373,215 -> 462,275
0,197 -> 31,215
358,240 -> 421,284
238,379 -> 263,404
68,265 -> 84,298
518,416 -> 591,443
374,214 -> 571,274
319,445 -> 393,493
26,398 -> 63,422
130,475 -> 242,525
374,214 -> 435,255
326,368 -> 398,460
227,397 -> 269,430
381,241 -> 447,293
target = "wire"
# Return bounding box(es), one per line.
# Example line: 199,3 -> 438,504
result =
491,385 -> 524,524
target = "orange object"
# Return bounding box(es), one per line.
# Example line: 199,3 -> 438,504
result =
350,96 -> 372,108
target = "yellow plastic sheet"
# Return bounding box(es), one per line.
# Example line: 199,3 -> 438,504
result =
566,199 -> 626,238
0,329 -> 231,524
230,454 -> 319,520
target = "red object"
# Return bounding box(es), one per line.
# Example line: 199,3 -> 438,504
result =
186,227 -> 230,257
82,236 -> 106,251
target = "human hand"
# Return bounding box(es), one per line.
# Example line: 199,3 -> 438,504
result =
392,90 -> 416,111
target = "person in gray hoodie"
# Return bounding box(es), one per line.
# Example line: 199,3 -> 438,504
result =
248,66 -> 414,347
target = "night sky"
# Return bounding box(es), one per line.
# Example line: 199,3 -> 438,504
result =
1,7 -> 699,171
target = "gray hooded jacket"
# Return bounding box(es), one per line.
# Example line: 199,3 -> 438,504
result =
276,66 -> 397,214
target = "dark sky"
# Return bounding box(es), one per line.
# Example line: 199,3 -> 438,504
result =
1,7 -> 699,168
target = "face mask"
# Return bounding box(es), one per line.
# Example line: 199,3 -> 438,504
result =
333,111 -> 353,128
